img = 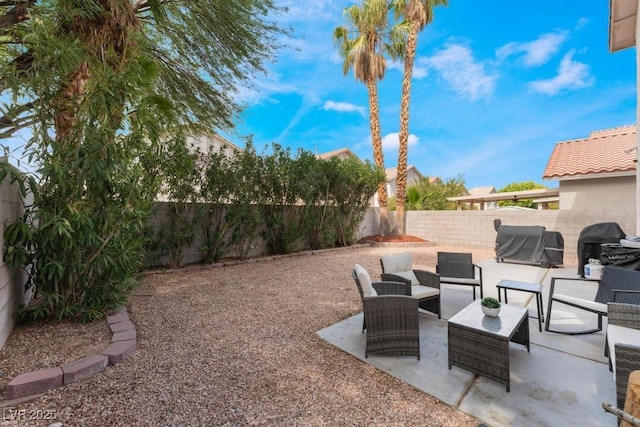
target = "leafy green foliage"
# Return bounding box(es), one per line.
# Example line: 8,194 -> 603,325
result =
226,142 -> 263,259
389,174 -> 467,210
139,141 -> 382,264
481,297 -> 501,309
0,1 -> 285,321
498,181 -> 546,208
255,144 -> 306,255
330,156 -> 384,245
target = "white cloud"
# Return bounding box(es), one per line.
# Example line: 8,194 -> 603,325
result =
381,132 -> 419,151
575,18 -> 588,31
388,60 -> 428,79
496,31 -> 567,67
323,101 -> 365,116
425,44 -> 496,100
528,50 -> 594,95
275,0 -> 342,23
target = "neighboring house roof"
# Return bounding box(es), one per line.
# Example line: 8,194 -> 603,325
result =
385,165 -> 423,182
542,125 -> 636,181
468,186 -> 496,196
316,148 -> 359,161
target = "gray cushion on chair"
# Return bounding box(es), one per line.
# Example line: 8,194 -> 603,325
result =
412,285 -> 440,299
440,277 -> 480,285
381,253 -> 420,285
354,264 -> 377,297
607,324 -> 640,380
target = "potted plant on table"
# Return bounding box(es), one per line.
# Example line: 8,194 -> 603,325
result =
481,297 -> 501,317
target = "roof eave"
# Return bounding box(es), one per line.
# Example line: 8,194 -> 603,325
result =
609,0 -> 637,52
543,170 -> 636,181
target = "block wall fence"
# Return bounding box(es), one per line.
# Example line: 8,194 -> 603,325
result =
397,209 -> 636,265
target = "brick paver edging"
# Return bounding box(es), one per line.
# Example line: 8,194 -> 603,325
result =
3,307 -> 136,401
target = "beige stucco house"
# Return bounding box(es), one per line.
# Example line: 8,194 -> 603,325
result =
315,148 -> 359,161
467,186 -> 498,210
609,0 -> 640,229
542,125 -> 636,211
187,132 -> 242,156
385,165 -> 424,200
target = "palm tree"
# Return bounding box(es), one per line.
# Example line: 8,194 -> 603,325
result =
392,0 -> 447,234
334,0 -> 405,235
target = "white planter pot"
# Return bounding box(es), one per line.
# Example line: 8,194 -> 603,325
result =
481,305 -> 501,317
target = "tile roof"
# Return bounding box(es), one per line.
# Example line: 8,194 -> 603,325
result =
315,148 -> 358,160
468,186 -> 496,196
542,125 -> 636,180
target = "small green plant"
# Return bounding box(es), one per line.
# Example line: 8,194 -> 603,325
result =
481,297 -> 501,309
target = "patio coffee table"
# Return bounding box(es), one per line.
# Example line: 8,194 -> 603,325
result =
448,300 -> 529,392
496,279 -> 544,332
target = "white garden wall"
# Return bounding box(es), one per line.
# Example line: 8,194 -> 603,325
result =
0,170 -> 29,348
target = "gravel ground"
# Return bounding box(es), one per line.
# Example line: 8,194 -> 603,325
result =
0,244 -> 495,426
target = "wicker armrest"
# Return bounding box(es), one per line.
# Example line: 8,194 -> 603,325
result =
608,303 -> 640,329
614,341 -> 640,409
381,273 -> 408,284
372,280 -> 411,296
413,269 -> 440,289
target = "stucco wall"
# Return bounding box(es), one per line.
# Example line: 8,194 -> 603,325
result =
0,172 -> 28,348
559,176 -> 635,211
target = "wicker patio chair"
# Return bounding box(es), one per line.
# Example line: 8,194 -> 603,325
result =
352,265 -> 420,360
607,303 -> 640,409
545,266 -> 640,335
379,253 -> 441,318
435,252 -> 484,300
353,264 -> 411,332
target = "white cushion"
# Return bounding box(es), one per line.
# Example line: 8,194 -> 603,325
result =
412,285 -> 440,299
607,324 -> 640,380
552,294 -> 607,313
354,264 -> 376,297
381,253 -> 413,274
390,269 -> 420,285
440,277 -> 480,285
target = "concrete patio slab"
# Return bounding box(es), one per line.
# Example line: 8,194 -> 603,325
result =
318,258 -> 619,427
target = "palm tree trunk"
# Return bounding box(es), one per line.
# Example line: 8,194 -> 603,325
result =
395,21 -> 420,235
366,76 -> 391,235
53,62 -> 90,144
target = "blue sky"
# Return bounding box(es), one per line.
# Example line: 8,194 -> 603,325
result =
227,0 -> 637,191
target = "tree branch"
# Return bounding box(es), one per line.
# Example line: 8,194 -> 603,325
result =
133,0 -> 179,14
0,0 -> 35,30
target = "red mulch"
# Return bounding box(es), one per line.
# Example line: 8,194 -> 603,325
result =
357,234 -> 429,243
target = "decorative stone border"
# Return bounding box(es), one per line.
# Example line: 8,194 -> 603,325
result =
3,307 -> 136,401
